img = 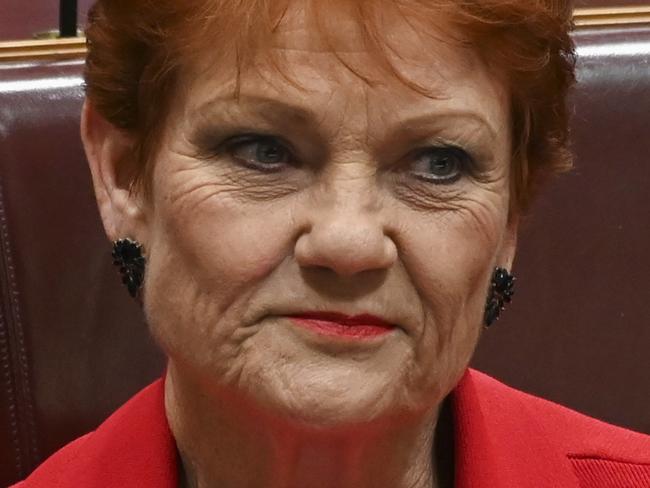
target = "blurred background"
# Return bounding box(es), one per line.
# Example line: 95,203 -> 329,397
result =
0,0 -> 649,40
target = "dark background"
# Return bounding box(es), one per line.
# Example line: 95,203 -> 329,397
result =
0,0 -> 649,41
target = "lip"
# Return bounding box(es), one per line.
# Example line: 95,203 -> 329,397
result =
287,312 -> 396,339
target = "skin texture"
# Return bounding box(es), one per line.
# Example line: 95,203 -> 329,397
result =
82,5 -> 517,488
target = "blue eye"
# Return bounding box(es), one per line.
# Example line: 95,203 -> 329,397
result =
228,136 -> 292,169
410,146 -> 469,184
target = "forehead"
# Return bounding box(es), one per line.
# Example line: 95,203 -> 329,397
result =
177,1 -> 509,134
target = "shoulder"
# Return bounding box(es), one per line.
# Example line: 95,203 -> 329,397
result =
14,379 -> 178,488
10,434 -> 93,488
467,369 -> 650,484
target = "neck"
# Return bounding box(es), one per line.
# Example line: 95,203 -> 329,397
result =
165,365 -> 453,488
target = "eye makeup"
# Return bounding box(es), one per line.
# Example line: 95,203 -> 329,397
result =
407,144 -> 474,185
221,134 -> 297,172
185,100 -> 501,191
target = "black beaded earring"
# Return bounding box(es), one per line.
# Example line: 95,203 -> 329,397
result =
112,238 -> 146,298
484,267 -> 515,328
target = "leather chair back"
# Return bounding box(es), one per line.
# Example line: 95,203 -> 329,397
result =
0,58 -> 165,486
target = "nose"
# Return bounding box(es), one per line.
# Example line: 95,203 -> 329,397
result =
294,198 -> 398,277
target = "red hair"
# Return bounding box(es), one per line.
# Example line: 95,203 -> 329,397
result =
84,0 -> 576,212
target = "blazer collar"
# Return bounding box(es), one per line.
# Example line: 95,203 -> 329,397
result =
68,379 -> 179,487
452,369 -> 580,488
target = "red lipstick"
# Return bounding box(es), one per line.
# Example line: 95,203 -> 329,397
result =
288,312 -> 395,339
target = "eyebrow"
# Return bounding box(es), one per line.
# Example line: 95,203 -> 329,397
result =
191,95 -> 317,132
386,110 -> 499,147
191,94 -> 499,144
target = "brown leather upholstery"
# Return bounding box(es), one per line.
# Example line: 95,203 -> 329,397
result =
0,59 -> 165,486
0,24 -> 649,487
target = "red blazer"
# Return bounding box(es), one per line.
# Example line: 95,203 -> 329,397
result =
14,369 -> 650,487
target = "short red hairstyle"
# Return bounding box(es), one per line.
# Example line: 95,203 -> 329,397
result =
84,0 -> 576,212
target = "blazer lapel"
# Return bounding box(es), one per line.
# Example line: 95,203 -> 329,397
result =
24,379 -> 180,488
452,369 -> 580,488
83,379 -> 179,487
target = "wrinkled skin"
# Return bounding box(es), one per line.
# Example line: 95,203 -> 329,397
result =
82,6 -> 517,488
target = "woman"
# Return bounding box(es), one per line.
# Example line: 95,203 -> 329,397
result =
16,0 -> 650,487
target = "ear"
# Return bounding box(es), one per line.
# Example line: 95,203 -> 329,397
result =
81,100 -> 149,243
497,214 -> 519,272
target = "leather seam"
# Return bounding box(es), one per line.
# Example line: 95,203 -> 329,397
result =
0,177 -> 40,477
0,288 -> 22,476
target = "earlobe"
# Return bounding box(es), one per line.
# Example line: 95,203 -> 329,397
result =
81,100 -> 146,242
499,215 -> 519,271
484,217 -> 519,327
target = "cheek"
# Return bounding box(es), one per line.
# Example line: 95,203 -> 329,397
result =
157,169 -> 297,288
399,197 -> 506,396
141,162 -> 298,365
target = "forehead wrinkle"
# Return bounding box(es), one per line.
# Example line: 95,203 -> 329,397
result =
270,1 -> 476,93
178,9 -> 508,158
247,0 -> 459,97
180,0 -> 492,111
181,4 -> 474,117
270,0 -> 366,54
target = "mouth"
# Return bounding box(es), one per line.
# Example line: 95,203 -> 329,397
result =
287,312 -> 396,339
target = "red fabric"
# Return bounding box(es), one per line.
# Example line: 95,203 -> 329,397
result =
569,458 -> 650,487
14,369 -> 650,487
12,381 -> 178,488
453,371 -> 650,487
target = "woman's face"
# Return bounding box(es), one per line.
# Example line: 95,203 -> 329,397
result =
125,11 -> 515,425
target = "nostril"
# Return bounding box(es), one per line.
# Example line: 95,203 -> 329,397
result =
299,265 -> 389,298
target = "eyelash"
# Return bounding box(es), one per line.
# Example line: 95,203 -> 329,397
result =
219,134 -> 474,184
222,134 -> 296,171
407,145 -> 474,185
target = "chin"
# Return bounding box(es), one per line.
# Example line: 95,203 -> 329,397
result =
213,322 -> 422,427
243,365 -> 407,428
276,394 -> 399,429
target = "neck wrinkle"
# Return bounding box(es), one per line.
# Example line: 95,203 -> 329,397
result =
166,368 -> 452,488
